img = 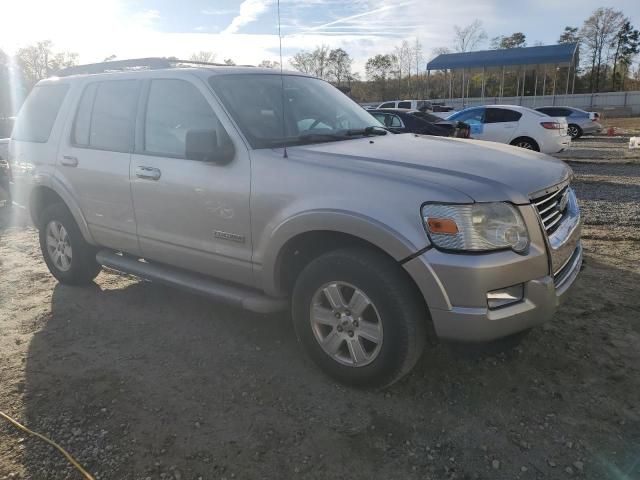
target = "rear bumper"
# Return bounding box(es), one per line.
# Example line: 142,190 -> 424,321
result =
541,135 -> 572,154
582,122 -> 603,135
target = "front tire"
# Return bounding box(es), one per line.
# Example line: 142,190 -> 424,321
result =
39,203 -> 101,285
292,248 -> 427,388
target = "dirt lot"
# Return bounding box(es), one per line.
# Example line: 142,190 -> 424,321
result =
1,123 -> 639,480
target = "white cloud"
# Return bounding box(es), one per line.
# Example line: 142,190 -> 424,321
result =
201,8 -> 237,15
221,0 -> 272,35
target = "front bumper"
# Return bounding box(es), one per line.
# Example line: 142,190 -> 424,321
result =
582,122 -> 603,135
403,202 -> 582,343
427,244 -> 582,342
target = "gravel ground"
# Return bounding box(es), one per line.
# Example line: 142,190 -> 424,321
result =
1,131 -> 639,480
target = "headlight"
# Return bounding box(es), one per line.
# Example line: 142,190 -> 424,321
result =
422,202 -> 529,253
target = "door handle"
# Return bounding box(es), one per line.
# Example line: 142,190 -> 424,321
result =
61,155 -> 78,167
135,166 -> 161,181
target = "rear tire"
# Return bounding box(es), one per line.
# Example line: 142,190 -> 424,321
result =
39,203 -> 101,285
567,124 -> 583,139
292,248 -> 427,388
510,137 -> 540,152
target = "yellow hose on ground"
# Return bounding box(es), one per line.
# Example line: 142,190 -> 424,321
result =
0,410 -> 95,480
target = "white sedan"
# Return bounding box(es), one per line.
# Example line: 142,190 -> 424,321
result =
447,105 -> 571,154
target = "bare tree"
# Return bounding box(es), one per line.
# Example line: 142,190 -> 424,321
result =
224,58 -> 236,65
491,32 -> 526,49
289,45 -> 332,80
412,37 -> 424,97
581,7 -> 625,92
453,20 -> 487,52
15,41 -> 79,88
189,51 -> 217,63
328,48 -> 353,86
258,60 -> 280,69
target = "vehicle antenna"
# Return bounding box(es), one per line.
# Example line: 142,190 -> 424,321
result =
277,0 -> 288,158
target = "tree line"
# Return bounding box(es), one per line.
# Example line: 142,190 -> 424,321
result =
1,6 -> 638,117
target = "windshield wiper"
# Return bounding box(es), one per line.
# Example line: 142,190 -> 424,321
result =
344,126 -> 388,136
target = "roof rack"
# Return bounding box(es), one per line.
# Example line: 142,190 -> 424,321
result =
56,57 -> 254,77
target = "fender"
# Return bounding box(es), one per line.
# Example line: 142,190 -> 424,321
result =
259,209 -> 426,297
29,173 -> 96,245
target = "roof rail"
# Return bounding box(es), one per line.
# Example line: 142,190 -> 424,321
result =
55,57 -> 253,77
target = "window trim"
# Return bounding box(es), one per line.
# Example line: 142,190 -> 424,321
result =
135,77 -> 225,161
70,79 -> 140,154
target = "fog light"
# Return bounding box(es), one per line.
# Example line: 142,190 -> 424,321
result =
487,284 -> 524,309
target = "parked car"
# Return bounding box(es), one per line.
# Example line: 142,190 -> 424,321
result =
372,108 -> 469,138
0,138 -> 11,207
535,106 -> 603,139
10,61 -> 582,387
376,100 -> 455,113
447,105 -> 571,153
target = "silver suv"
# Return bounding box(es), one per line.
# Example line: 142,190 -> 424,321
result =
9,59 -> 582,387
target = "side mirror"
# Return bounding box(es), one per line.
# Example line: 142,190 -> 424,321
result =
185,129 -> 235,165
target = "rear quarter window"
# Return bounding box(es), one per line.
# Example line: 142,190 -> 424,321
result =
11,84 -> 70,143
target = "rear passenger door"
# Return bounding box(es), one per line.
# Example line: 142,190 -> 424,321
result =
130,77 -> 252,285
482,108 -> 522,143
58,80 -> 140,254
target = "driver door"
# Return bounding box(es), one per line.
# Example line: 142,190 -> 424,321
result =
130,77 -> 252,285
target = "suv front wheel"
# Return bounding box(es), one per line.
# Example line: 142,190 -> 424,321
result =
39,203 -> 102,285
292,248 -> 427,388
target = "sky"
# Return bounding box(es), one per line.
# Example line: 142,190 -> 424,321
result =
1,0 -> 638,74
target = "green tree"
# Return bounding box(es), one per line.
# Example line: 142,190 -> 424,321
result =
611,20 -> 640,90
491,32 -> 527,49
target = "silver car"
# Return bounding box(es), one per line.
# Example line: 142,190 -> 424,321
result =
9,60 -> 582,387
536,106 -> 603,139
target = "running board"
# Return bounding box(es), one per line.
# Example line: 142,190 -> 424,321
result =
96,250 -> 288,314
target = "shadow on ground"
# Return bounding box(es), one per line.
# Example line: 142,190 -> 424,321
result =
13,251 -> 640,480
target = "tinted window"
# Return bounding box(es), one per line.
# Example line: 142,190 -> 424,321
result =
389,115 -> 403,128
450,108 -> 484,125
379,102 -> 395,108
537,107 -> 555,116
484,108 -> 522,123
12,84 -> 69,142
398,101 -> 411,109
72,83 -> 97,146
89,81 -> 138,152
145,79 -> 220,157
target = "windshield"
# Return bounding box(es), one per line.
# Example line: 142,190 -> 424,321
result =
209,74 -> 383,148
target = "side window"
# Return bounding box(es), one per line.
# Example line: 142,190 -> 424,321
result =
453,108 -> 484,125
88,81 -> 138,152
379,102 -> 395,108
72,83 -> 97,146
144,79 -> 220,158
389,115 -> 404,128
398,101 -> 411,109
12,84 -> 70,143
485,108 -> 522,123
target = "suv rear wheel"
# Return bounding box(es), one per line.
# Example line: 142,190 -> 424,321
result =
39,203 -> 101,285
292,248 -> 427,388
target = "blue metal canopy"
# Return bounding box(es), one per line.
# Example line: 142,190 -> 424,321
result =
427,43 -> 578,70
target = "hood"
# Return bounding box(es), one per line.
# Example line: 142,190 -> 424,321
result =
286,134 -> 571,204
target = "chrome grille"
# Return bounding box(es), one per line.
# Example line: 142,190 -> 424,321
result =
532,185 -> 570,236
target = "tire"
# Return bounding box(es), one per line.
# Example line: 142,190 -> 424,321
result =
38,203 -> 101,285
510,137 -> 540,151
292,248 -> 427,388
567,124 -> 583,139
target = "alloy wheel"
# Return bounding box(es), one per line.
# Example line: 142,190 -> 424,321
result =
45,220 -> 72,272
309,282 -> 383,367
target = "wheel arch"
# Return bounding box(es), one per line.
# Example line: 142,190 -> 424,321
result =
510,136 -> 540,152
29,184 -> 94,244
261,211 -> 426,297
